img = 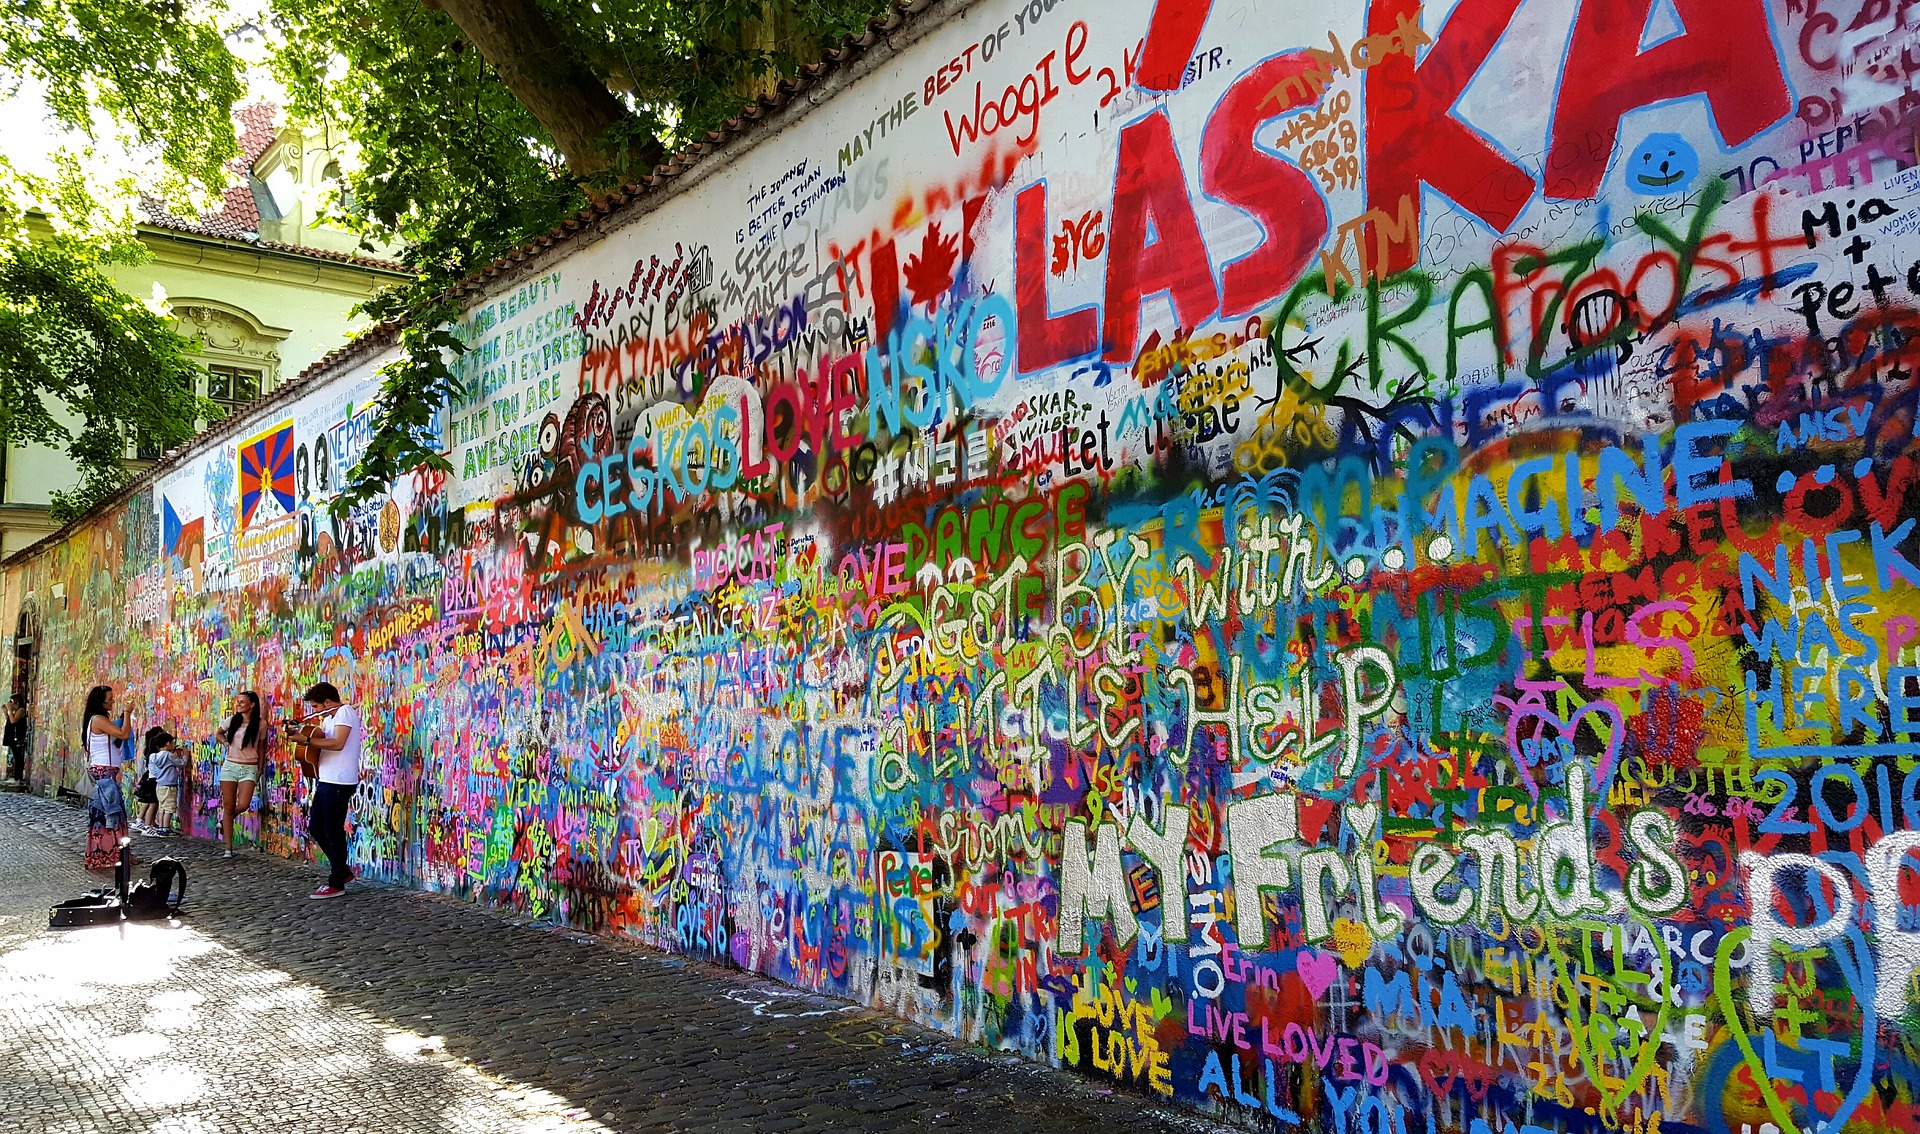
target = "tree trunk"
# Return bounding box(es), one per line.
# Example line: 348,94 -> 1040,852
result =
425,0 -> 662,182
739,2 -> 815,102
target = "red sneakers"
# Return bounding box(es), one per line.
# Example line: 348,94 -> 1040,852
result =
310,869 -> 356,898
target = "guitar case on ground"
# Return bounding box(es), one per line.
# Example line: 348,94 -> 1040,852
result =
50,843 -> 186,926
49,887 -> 122,927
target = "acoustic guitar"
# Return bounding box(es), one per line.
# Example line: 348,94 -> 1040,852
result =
280,710 -> 328,776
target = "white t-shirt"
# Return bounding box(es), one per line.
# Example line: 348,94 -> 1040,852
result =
315,704 -> 365,785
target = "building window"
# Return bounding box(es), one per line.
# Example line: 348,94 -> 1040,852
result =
128,362 -> 266,460
171,304 -> 286,401
207,365 -> 262,418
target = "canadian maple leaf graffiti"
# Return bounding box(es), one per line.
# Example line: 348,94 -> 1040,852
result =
902,223 -> 961,308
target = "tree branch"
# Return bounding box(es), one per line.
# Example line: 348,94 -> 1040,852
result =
421,0 -> 663,183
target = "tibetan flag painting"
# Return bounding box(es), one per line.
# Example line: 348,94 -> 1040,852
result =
238,421 -> 297,529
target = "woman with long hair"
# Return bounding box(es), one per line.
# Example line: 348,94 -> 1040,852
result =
216,690 -> 264,857
4,691 -> 27,783
81,684 -> 135,869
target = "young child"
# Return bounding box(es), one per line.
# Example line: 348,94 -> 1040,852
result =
140,727 -> 183,837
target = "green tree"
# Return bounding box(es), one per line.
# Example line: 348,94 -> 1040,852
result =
0,0 -> 891,519
0,240 -> 212,522
2,0 -> 247,208
266,0 -> 893,511
0,0 -> 243,517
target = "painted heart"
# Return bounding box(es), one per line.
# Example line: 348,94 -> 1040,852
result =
1544,913 -> 1671,1117
1709,927 -> 1807,1134
1344,802 -> 1380,840
1502,698 -> 1624,803
1150,988 -> 1175,1023
1296,948 -> 1339,1002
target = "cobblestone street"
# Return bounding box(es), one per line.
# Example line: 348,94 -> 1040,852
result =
0,793 -> 1220,1134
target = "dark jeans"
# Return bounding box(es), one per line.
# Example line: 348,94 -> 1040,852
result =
309,782 -> 355,888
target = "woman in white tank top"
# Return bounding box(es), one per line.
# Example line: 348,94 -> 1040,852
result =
87,723 -> 114,766
81,684 -> 135,870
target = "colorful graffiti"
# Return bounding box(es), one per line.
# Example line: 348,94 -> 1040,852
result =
7,1 -> 1920,1130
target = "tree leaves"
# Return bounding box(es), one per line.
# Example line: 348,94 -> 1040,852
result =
294,0 -> 893,509
2,0 -> 898,520
0,0 -> 241,522
1,0 -> 245,209
0,240 -> 212,522
326,298 -> 467,517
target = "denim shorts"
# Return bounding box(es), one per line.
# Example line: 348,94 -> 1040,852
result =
219,761 -> 260,784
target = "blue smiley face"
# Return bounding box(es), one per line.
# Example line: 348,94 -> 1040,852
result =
1626,133 -> 1698,195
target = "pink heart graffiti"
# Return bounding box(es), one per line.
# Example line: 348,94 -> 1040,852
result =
1503,699 -> 1624,804
1296,948 -> 1339,1001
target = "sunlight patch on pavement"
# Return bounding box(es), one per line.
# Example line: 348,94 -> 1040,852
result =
384,1027 -> 447,1060
101,1029 -> 169,1061
3,922 -> 217,986
122,1063 -> 208,1109
144,987 -> 207,1031
2,916 -> 616,1132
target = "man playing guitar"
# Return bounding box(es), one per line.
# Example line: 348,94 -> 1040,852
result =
286,682 -> 364,899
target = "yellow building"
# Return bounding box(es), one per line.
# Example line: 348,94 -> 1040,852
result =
0,104 -> 408,556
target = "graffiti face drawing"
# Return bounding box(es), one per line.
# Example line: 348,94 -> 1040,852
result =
314,436 -> 331,495
1626,133 -> 1698,195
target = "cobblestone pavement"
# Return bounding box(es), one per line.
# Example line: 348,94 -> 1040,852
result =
0,793 -> 1223,1134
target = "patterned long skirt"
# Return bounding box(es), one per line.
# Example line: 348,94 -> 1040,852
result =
85,767 -> 128,871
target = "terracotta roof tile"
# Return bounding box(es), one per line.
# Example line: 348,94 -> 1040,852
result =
139,101 -> 281,239
140,191 -> 257,239
136,102 -> 407,273
234,101 -> 281,166
253,239 -> 408,274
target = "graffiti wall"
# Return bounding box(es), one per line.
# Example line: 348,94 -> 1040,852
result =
10,0 -> 1920,1129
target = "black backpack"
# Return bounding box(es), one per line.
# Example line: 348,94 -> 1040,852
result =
125,858 -> 187,920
